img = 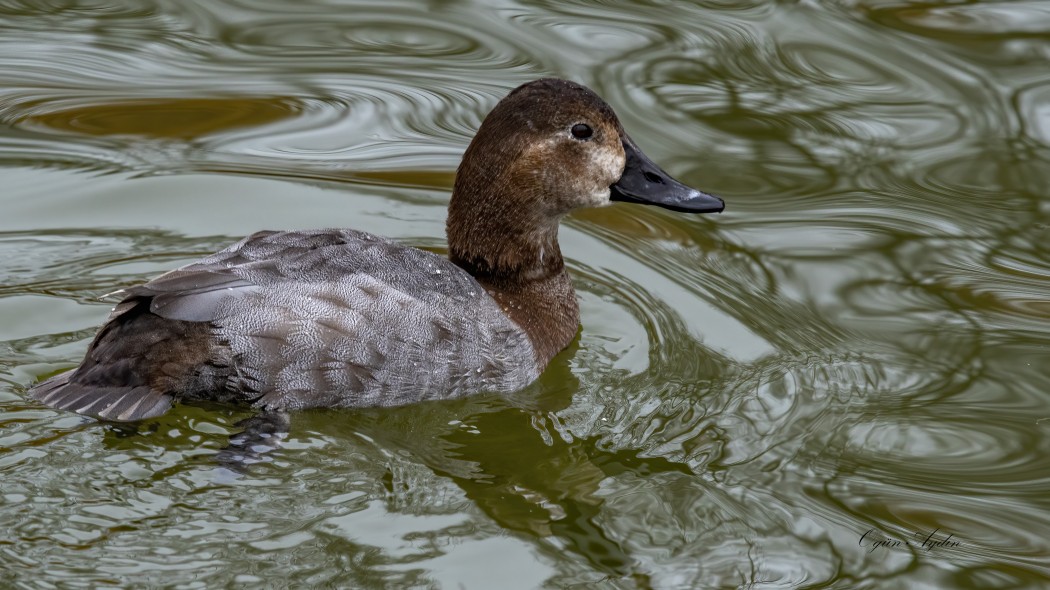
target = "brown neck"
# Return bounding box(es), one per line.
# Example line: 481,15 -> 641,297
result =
472,266 -> 580,367
447,124 -> 584,364
447,201 -> 580,366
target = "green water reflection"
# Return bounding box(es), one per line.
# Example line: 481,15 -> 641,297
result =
1,0 -> 1048,588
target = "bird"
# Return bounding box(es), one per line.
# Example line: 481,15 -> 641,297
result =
31,78 -> 724,422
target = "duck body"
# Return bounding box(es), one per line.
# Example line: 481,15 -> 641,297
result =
32,78 -> 724,421
34,229 -> 542,420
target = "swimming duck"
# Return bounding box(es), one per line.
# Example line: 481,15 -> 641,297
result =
31,78 -> 724,422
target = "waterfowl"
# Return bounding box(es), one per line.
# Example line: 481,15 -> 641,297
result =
31,78 -> 724,422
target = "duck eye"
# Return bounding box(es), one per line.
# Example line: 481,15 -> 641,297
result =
570,123 -> 593,140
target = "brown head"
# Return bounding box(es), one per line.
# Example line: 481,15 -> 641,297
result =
446,78 -> 724,364
447,78 -> 722,281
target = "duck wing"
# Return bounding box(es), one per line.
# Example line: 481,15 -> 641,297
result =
191,229 -> 539,410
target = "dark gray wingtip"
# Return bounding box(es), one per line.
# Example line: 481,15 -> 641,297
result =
30,371 -> 173,422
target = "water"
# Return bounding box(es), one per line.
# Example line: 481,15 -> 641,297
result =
2,1 -> 1049,588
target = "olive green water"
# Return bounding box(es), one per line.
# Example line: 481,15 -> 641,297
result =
1,1 -> 1049,588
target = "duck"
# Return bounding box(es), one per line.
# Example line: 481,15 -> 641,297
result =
30,78 -> 724,422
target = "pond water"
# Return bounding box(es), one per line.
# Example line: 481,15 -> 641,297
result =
1,0 -> 1049,588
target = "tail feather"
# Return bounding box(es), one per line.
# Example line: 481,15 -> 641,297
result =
31,370 -> 173,422
29,371 -> 73,404
28,295 -> 227,422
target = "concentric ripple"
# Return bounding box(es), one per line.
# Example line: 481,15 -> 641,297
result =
2,0 -> 1050,587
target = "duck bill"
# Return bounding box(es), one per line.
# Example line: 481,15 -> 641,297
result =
610,134 -> 724,214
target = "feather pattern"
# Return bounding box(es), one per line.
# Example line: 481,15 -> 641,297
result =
32,229 -> 540,420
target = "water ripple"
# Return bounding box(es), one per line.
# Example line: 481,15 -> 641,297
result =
2,0 -> 1050,587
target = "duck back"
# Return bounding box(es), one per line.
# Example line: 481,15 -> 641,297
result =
34,229 -> 540,421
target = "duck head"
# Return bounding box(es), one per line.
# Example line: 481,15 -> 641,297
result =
448,78 -> 723,279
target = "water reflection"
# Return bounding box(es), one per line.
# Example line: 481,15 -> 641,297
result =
1,0 -> 1049,587
16,97 -> 303,139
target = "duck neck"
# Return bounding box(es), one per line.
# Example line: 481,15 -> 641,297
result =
447,200 -> 580,366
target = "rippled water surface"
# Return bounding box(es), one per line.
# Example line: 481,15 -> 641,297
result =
2,1 -> 1049,588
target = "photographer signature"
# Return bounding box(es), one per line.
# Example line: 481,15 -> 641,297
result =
859,528 -> 962,553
